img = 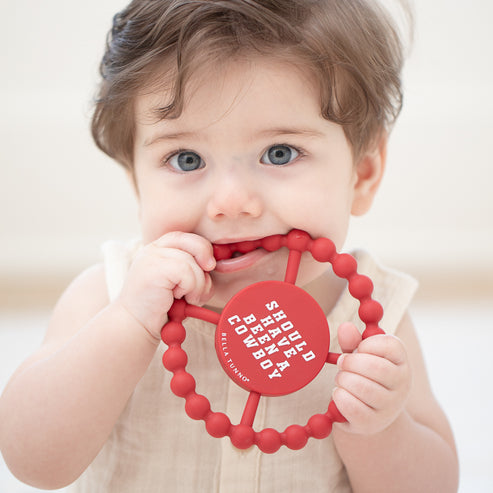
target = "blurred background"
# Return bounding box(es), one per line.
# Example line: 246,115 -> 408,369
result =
0,0 -> 492,491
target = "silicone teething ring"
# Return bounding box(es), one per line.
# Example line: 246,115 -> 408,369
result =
161,230 -> 384,453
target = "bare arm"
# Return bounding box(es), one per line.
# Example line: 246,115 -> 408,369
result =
0,265 -> 160,489
332,313 -> 459,492
0,233 -> 215,489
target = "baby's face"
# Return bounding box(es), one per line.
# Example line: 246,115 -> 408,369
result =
132,57 -> 367,308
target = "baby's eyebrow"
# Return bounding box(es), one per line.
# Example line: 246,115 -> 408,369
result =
143,126 -> 325,147
255,127 -> 326,139
144,130 -> 197,147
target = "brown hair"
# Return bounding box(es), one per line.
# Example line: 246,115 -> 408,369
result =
91,0 -> 412,169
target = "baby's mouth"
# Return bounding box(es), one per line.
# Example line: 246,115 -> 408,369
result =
212,233 -> 290,261
213,239 -> 264,261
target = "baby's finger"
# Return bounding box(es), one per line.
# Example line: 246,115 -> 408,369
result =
170,262 -> 202,301
356,334 -> 407,366
189,272 -> 214,306
335,370 -> 388,409
160,250 -> 210,304
153,231 -> 216,272
337,352 -> 397,390
332,386 -> 373,430
337,322 -> 362,353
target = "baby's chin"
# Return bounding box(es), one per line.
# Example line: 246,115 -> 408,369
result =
205,273 -> 279,311
207,259 -> 326,309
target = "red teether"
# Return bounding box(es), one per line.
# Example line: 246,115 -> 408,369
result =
161,229 -> 384,453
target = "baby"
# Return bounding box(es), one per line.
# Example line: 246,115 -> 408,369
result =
0,1 -> 458,491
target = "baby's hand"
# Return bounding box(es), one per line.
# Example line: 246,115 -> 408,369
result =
115,232 -> 216,340
333,323 -> 411,435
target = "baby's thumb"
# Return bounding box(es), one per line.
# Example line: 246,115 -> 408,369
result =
197,273 -> 215,306
337,322 -> 362,353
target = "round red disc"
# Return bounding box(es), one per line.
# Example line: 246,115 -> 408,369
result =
215,280 -> 330,396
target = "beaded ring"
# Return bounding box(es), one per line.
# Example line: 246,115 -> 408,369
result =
161,229 -> 385,453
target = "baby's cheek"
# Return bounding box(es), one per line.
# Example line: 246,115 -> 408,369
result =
140,216 -> 187,244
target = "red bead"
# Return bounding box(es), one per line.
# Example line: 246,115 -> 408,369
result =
348,274 -> 374,299
362,324 -> 385,339
307,414 -> 332,439
358,300 -> 384,324
205,412 -> 231,438
185,393 -> 211,420
161,321 -> 186,345
230,424 -> 255,449
234,241 -> 250,254
327,400 -> 346,423
162,346 -> 187,371
261,234 -> 284,252
213,244 -> 232,261
236,240 -> 260,253
258,428 -> 282,454
170,371 -> 195,397
283,424 -> 308,450
332,253 -> 357,278
310,238 -> 336,262
286,229 -> 312,251
167,299 -> 187,322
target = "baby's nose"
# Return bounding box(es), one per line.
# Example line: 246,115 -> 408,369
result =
206,167 -> 263,220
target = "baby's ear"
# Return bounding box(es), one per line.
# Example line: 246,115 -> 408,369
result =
351,134 -> 387,216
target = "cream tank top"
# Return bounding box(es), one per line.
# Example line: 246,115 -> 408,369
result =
70,240 -> 417,493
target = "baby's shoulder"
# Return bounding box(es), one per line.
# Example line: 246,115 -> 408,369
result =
13,265 -> 110,375
45,264 -> 110,345
63,263 -> 109,309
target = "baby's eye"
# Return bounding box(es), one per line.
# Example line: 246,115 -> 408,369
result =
167,151 -> 205,172
260,145 -> 299,166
